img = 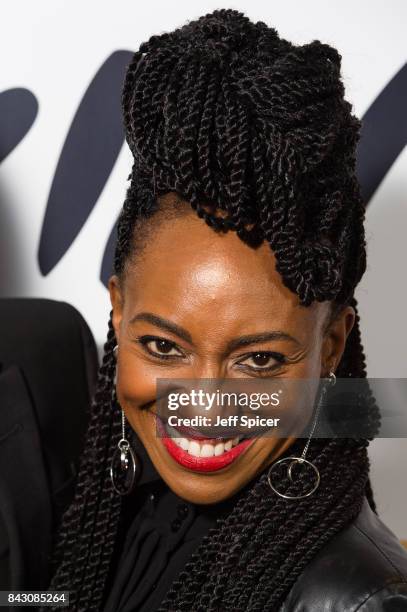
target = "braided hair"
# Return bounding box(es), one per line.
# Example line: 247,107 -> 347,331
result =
44,9 -> 380,611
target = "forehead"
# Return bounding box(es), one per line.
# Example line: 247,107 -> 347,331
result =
122,209 -> 329,336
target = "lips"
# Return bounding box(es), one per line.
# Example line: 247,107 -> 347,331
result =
155,414 -> 254,472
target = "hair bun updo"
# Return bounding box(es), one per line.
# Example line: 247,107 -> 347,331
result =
120,8 -> 366,308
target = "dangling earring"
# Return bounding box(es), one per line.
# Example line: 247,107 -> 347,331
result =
267,370 -> 336,500
110,343 -> 140,495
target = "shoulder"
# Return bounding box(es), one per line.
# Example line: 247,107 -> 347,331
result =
280,497 -> 407,611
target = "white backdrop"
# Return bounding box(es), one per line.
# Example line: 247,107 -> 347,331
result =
1,0 -> 406,537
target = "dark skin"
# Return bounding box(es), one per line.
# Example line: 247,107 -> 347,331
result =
109,195 -> 355,505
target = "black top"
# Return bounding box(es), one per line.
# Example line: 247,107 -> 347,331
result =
100,431 -> 407,612
101,429 -> 238,612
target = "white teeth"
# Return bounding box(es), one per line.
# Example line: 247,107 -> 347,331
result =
188,440 -> 201,457
201,443 -> 215,457
179,437 -> 189,451
164,423 -> 241,457
201,444 -> 214,457
214,442 -> 225,456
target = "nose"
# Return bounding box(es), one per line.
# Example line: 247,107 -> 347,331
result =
190,359 -> 226,381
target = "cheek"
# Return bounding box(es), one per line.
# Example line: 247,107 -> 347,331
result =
117,350 -> 157,408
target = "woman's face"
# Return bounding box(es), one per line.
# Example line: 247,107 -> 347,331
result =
109,198 -> 355,504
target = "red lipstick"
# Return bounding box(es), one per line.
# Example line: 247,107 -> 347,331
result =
155,414 -> 254,472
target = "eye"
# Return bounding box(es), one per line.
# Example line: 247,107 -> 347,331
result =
237,351 -> 286,371
138,335 -> 185,359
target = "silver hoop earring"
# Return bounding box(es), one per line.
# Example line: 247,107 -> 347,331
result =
110,408 -> 140,495
328,370 -> 336,386
110,344 -> 139,495
267,371 -> 336,500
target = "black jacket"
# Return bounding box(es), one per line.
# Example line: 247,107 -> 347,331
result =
281,496 -> 407,611
0,298 -> 98,596
1,298 -> 407,610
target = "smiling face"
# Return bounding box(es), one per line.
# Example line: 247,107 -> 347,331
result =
109,193 -> 355,504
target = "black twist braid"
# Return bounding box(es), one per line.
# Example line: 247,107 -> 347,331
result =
42,316 -> 123,610
45,9 -> 380,611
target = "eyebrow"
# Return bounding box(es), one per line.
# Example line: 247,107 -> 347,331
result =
129,312 -> 300,351
225,331 -> 301,353
129,312 -> 193,344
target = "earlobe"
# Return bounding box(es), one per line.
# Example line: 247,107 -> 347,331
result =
108,274 -> 124,342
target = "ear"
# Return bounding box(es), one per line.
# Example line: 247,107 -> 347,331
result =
108,274 -> 124,344
321,305 -> 355,374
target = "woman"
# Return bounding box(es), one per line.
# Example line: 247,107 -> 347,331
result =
44,9 -> 407,611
